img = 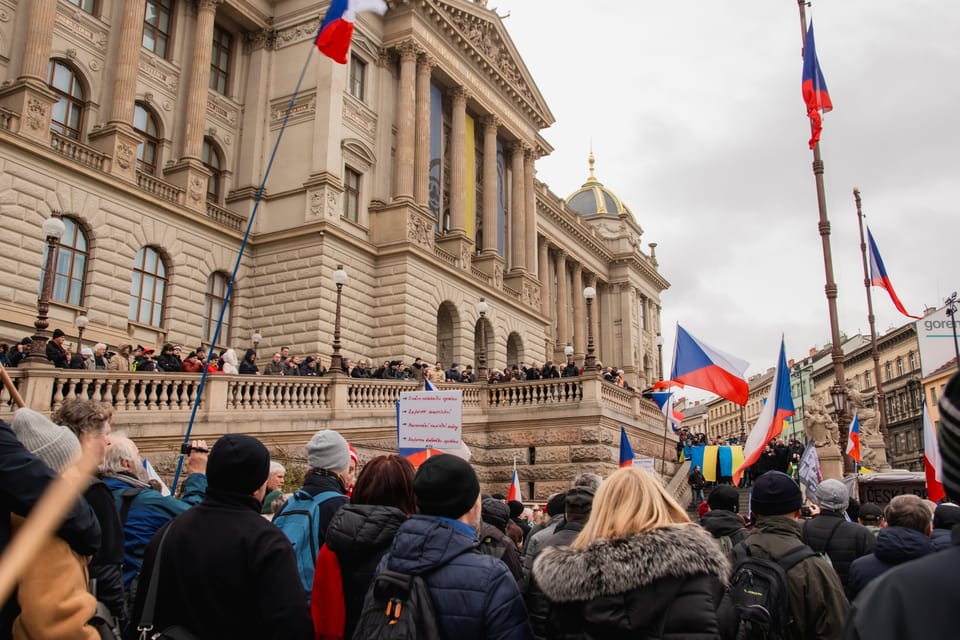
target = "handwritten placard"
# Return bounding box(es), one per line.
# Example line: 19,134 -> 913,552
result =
632,458 -> 656,475
398,391 -> 463,450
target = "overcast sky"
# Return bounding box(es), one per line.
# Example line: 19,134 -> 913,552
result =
493,0 -> 960,389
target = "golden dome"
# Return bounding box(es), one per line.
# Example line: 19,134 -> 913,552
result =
565,150 -> 631,217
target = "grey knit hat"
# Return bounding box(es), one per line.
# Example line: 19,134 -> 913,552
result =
938,372 -> 960,501
306,430 -> 351,472
816,479 -> 850,512
11,408 -> 81,473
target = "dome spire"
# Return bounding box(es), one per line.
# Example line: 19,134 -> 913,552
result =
587,143 -> 597,183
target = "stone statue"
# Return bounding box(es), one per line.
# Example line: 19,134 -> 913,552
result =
845,384 -> 890,470
846,386 -> 879,437
804,393 -> 838,448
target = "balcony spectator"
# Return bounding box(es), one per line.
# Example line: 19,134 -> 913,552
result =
300,356 -> 324,376
135,348 -> 158,372
461,365 -> 476,383
92,343 -> 110,369
157,343 -> 183,372
70,347 -> 95,370
283,355 -> 301,376
181,351 -> 203,373
46,328 -> 69,368
351,359 -> 372,378
446,362 -> 462,382
428,361 -> 446,384
410,357 -> 426,381
262,353 -> 284,376
561,358 -> 579,377
6,337 -> 32,367
108,344 -> 133,372
221,349 -> 240,374
239,348 -> 259,375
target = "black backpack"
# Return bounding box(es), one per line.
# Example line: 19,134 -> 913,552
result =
728,544 -> 816,640
352,568 -> 443,640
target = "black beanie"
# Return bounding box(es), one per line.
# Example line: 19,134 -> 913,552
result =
482,496 -> 510,532
206,434 -> 270,496
414,454 -> 480,519
546,492 -> 566,517
751,471 -> 802,516
708,485 -> 740,513
507,499 -> 524,519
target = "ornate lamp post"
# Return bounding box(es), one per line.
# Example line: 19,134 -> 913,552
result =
583,286 -> 596,371
330,265 -> 348,374
75,315 -> 89,352
26,216 -> 66,363
655,334 -> 664,381
830,383 -> 849,447
475,297 -> 489,382
564,343 -> 574,363
252,329 -> 262,351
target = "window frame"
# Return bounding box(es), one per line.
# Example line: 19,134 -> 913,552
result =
209,24 -> 232,95
133,102 -> 162,176
42,217 -> 88,307
203,272 -> 231,345
142,0 -> 175,59
47,60 -> 85,141
128,247 -> 168,328
202,138 -> 224,204
66,0 -> 97,15
348,54 -> 367,101
342,166 -> 361,222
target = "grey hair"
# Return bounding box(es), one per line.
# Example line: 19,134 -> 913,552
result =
102,433 -> 138,475
572,472 -> 603,492
94,343 -> 107,351
270,461 -> 286,475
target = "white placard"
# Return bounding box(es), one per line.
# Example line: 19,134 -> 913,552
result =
916,304 -> 959,377
632,457 -> 656,474
398,391 -> 463,450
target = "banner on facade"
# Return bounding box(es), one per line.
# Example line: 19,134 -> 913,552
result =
397,390 -> 463,450
916,304 -> 959,376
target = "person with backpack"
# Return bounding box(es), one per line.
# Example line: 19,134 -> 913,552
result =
354,454 -> 531,640
700,484 -> 749,562
479,496 -> 523,581
273,429 -> 352,602
533,467 -> 731,639
732,471 -> 847,640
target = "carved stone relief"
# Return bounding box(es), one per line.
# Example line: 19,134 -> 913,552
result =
408,215 -> 435,249
188,176 -> 205,203
494,263 -> 504,289
25,98 -> 47,131
115,143 -> 134,169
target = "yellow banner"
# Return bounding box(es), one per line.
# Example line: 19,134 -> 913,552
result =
464,114 -> 476,242
702,445 -> 719,482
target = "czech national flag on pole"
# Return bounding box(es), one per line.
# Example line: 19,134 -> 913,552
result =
802,21 -> 832,150
867,227 -> 922,320
651,391 -> 684,433
507,464 -> 522,502
316,0 -> 388,64
733,339 -> 795,485
923,400 -> 946,503
846,412 -> 861,464
619,426 -> 636,468
670,325 -> 750,406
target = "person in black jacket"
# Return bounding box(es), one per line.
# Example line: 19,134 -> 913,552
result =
312,454 -> 416,639
931,502 -> 960,551
479,496 -> 523,582
129,434 -> 313,639
0,416 -> 100,636
238,348 -> 259,375
534,467 -> 731,640
45,328 -> 69,368
801,479 -> 875,593
155,343 -> 182,372
700,484 -> 749,561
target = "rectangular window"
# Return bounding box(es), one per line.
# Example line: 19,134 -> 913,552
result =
67,0 -> 97,14
896,358 -> 904,377
143,0 -> 174,58
931,387 -> 938,406
343,167 -> 361,222
349,55 -> 366,101
209,25 -> 232,95
885,362 -> 892,380
864,371 -> 872,388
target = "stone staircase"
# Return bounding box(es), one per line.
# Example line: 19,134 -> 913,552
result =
685,484 -> 751,520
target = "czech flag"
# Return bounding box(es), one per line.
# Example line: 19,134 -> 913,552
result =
801,21 -> 832,149
316,0 -> 388,64
650,391 -> 684,433
670,325 -> 749,405
846,411 -> 861,464
867,227 -> 921,320
619,426 -> 636,468
733,338 -> 795,485
923,400 -> 945,503
507,465 -> 522,502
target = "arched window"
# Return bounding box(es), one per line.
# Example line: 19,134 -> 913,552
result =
203,272 -> 231,345
202,138 -> 223,203
133,103 -> 161,175
48,60 -> 85,140
128,247 -> 167,327
42,217 -> 87,306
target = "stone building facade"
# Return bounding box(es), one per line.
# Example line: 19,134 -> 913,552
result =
0,0 -> 670,495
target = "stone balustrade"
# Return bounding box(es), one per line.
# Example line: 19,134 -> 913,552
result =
205,202 -> 245,231
136,170 -> 185,206
50,132 -> 110,172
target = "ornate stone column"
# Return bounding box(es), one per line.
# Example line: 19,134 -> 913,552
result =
524,147 -> 537,272
88,0 -> 148,182
554,250 -> 568,349
572,262 -> 585,357
509,142 -> 525,272
481,115 -> 499,255
413,54 -> 434,206
0,0 -> 59,143
591,277 -> 602,364
448,87 -> 467,235
393,42 -> 418,201
538,236 -> 550,318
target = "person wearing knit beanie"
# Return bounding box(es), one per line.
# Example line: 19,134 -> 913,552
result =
306,430 -> 351,473
206,434 -> 271,496
413,454 -> 481,521
750,470 -> 803,516
10,408 -> 81,472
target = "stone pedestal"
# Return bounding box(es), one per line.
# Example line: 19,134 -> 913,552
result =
16,360 -> 56,412
435,232 -> 473,272
0,81 -> 58,145
88,124 -> 142,183
504,270 -> 542,311
817,443 -> 845,481
164,160 -> 212,214
861,433 -> 891,471
472,252 -> 505,289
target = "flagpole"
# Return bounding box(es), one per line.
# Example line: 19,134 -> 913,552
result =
660,396 -> 671,477
798,0 -> 851,477
854,188 -> 890,450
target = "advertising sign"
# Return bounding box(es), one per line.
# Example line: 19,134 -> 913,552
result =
917,304 -> 959,377
397,391 -> 463,450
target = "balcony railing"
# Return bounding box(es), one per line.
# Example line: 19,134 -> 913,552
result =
137,170 -> 184,206
50,132 -> 109,172
206,201 -> 245,231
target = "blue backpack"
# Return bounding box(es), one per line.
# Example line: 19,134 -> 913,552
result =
273,489 -> 342,600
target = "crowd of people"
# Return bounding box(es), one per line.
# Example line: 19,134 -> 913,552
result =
2,374 -> 959,638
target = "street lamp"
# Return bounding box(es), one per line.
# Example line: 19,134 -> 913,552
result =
564,343 -> 574,361
75,315 -> 89,352
830,383 -> 850,466
946,292 -> 959,372
475,297 -> 489,382
252,329 -> 262,350
330,265 -> 348,374
583,285 -> 596,371
26,216 -> 66,362
655,334 -> 664,381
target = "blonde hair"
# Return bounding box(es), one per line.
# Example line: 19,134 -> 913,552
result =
573,467 -> 690,549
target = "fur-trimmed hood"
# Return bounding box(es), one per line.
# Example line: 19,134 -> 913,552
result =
533,523 -> 730,603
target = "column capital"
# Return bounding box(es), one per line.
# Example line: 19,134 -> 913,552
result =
571,261 -> 583,275
417,53 -> 437,72
396,40 -> 421,62
195,0 -> 223,11
509,140 -> 525,155
448,86 -> 470,104
523,144 -> 536,163
482,114 -> 501,132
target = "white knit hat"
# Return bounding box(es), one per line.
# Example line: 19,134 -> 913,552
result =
11,408 -> 81,472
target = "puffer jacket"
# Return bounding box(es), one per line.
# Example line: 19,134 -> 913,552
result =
533,523 -> 731,640
931,527 -> 953,551
800,511 -> 875,590
324,504 -> 407,639
526,520 -> 584,640
846,526 -> 934,600
376,515 -> 532,640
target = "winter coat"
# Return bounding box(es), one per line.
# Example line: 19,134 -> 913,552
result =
239,349 -> 259,375
108,353 -> 132,371
221,349 -> 239,374
156,353 -> 182,372
45,341 -> 68,368
103,472 -> 206,587
521,519 -> 562,591
376,515 -> 532,640
846,526 -> 934,600
129,491 -> 313,639
262,360 -> 284,376
9,515 -> 98,640
800,511 -> 875,590
533,523 -> 731,640
525,520 -> 584,640
84,479 -> 127,628
700,509 -> 750,561
931,527 -> 953,551
427,367 -> 446,383
322,504 -> 407,639
478,522 -> 523,582
741,516 -> 848,640
688,470 -> 706,489
845,524 -> 960,640
561,364 -> 579,377
278,471 -> 349,552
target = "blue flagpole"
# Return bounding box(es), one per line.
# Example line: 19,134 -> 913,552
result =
170,28 -> 322,494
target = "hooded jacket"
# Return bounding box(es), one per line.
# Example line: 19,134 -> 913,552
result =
533,523 -> 730,640
846,526 -> 934,600
238,349 -> 259,375
700,510 -> 750,561
800,511 -> 875,590
376,515 -> 532,640
221,349 -> 239,374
